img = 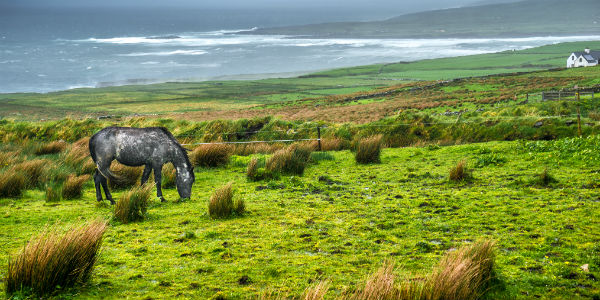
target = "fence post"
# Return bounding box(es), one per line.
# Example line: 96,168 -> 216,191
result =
577,92 -> 582,137
317,126 -> 322,151
526,93 -> 529,101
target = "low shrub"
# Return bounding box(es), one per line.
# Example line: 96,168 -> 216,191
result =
15,159 -> 50,188
355,135 -> 382,164
0,168 -> 26,198
108,163 -> 143,190
266,144 -> 312,175
34,140 -> 67,155
449,159 -> 472,182
5,220 -> 108,297
114,184 -> 152,224
62,174 -> 90,199
208,182 -> 245,219
45,182 -> 63,202
191,143 -> 232,167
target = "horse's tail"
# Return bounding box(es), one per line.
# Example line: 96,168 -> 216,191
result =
96,163 -> 120,181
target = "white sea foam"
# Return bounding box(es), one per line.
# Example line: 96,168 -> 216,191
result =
119,50 -> 208,56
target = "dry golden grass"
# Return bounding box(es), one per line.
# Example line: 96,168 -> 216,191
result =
5,220 -> 108,297
266,144 -> 312,175
191,143 -> 232,167
246,157 -> 260,181
0,168 -> 26,198
14,159 -> 50,188
232,142 -> 285,156
34,140 -> 68,156
108,162 -> 143,190
449,159 -> 471,182
62,174 -> 90,199
161,163 -> 176,188
302,281 -> 330,300
355,135 -> 383,164
114,183 -> 153,224
62,137 -> 90,167
0,151 -> 20,167
424,240 -> 496,300
208,182 -> 245,219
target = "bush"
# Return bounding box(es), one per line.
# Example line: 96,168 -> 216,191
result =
208,182 -> 245,219
266,144 -> 312,175
108,163 -> 143,190
114,184 -> 152,224
449,159 -> 472,182
34,140 -> 67,155
15,159 -> 50,188
191,143 -> 232,167
5,220 -> 108,297
62,174 -> 90,199
45,182 -> 63,202
355,135 -> 383,164
0,168 -> 26,198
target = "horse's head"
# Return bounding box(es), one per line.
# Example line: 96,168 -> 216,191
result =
176,164 -> 194,199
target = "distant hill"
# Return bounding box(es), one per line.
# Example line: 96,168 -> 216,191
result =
246,0 -> 600,38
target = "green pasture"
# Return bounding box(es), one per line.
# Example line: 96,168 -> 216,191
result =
1,138 -> 599,299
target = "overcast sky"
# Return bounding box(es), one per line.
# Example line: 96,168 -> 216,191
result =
1,0 -> 520,11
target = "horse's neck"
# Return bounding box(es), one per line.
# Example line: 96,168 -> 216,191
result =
169,147 -> 189,171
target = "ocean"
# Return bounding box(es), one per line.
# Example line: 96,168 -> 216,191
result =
1,7 -> 599,94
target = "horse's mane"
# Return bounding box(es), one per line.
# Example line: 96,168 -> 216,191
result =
154,127 -> 193,170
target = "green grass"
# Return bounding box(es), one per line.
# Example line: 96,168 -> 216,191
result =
1,139 -> 599,299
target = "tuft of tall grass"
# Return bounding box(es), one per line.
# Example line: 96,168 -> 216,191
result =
161,163 -> 176,188
108,162 -> 143,190
62,137 -> 90,167
449,159 -> 472,182
5,220 -> 108,297
62,174 -> 90,199
114,184 -> 152,224
355,135 -> 383,164
233,143 -> 284,156
266,144 -> 312,175
34,140 -> 67,156
15,159 -> 50,188
424,240 -> 496,300
246,157 -> 268,181
45,182 -> 63,202
191,143 -> 232,168
0,168 -> 26,198
0,151 -> 20,168
208,182 -> 245,219
532,168 -> 558,187
341,240 -> 495,300
303,281 -> 330,300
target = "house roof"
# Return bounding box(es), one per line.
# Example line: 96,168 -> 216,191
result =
572,51 -> 600,62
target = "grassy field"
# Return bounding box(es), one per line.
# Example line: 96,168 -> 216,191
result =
2,40 -> 600,299
1,138 -> 599,299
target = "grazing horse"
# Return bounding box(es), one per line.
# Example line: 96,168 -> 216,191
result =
89,127 -> 194,204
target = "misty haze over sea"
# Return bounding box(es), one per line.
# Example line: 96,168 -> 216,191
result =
1,7 -> 598,93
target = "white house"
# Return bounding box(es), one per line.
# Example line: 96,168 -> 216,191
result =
567,48 -> 600,68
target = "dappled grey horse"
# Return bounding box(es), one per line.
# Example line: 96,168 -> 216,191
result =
89,127 -> 194,204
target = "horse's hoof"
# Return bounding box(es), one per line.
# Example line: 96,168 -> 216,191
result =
109,200 -> 116,205
160,197 -> 166,202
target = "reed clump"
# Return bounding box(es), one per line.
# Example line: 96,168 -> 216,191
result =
266,144 -> 312,176
355,135 -> 383,164
449,159 -> 472,182
5,220 -> 108,297
34,140 -> 68,156
208,182 -> 245,219
62,174 -> 90,199
191,143 -> 232,168
108,163 -> 143,190
0,168 -> 26,198
14,159 -> 50,188
45,182 -> 63,202
114,184 -> 152,224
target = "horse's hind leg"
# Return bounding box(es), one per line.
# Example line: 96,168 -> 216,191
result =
153,164 -> 165,202
93,170 -> 103,202
96,161 -> 115,205
141,164 -> 152,185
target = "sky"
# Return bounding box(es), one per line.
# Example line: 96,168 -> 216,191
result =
0,0 -> 521,12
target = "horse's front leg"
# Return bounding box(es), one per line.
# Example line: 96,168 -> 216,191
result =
141,164 -> 152,185
153,164 -> 165,202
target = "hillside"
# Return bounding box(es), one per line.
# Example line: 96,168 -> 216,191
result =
246,0 -> 600,38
